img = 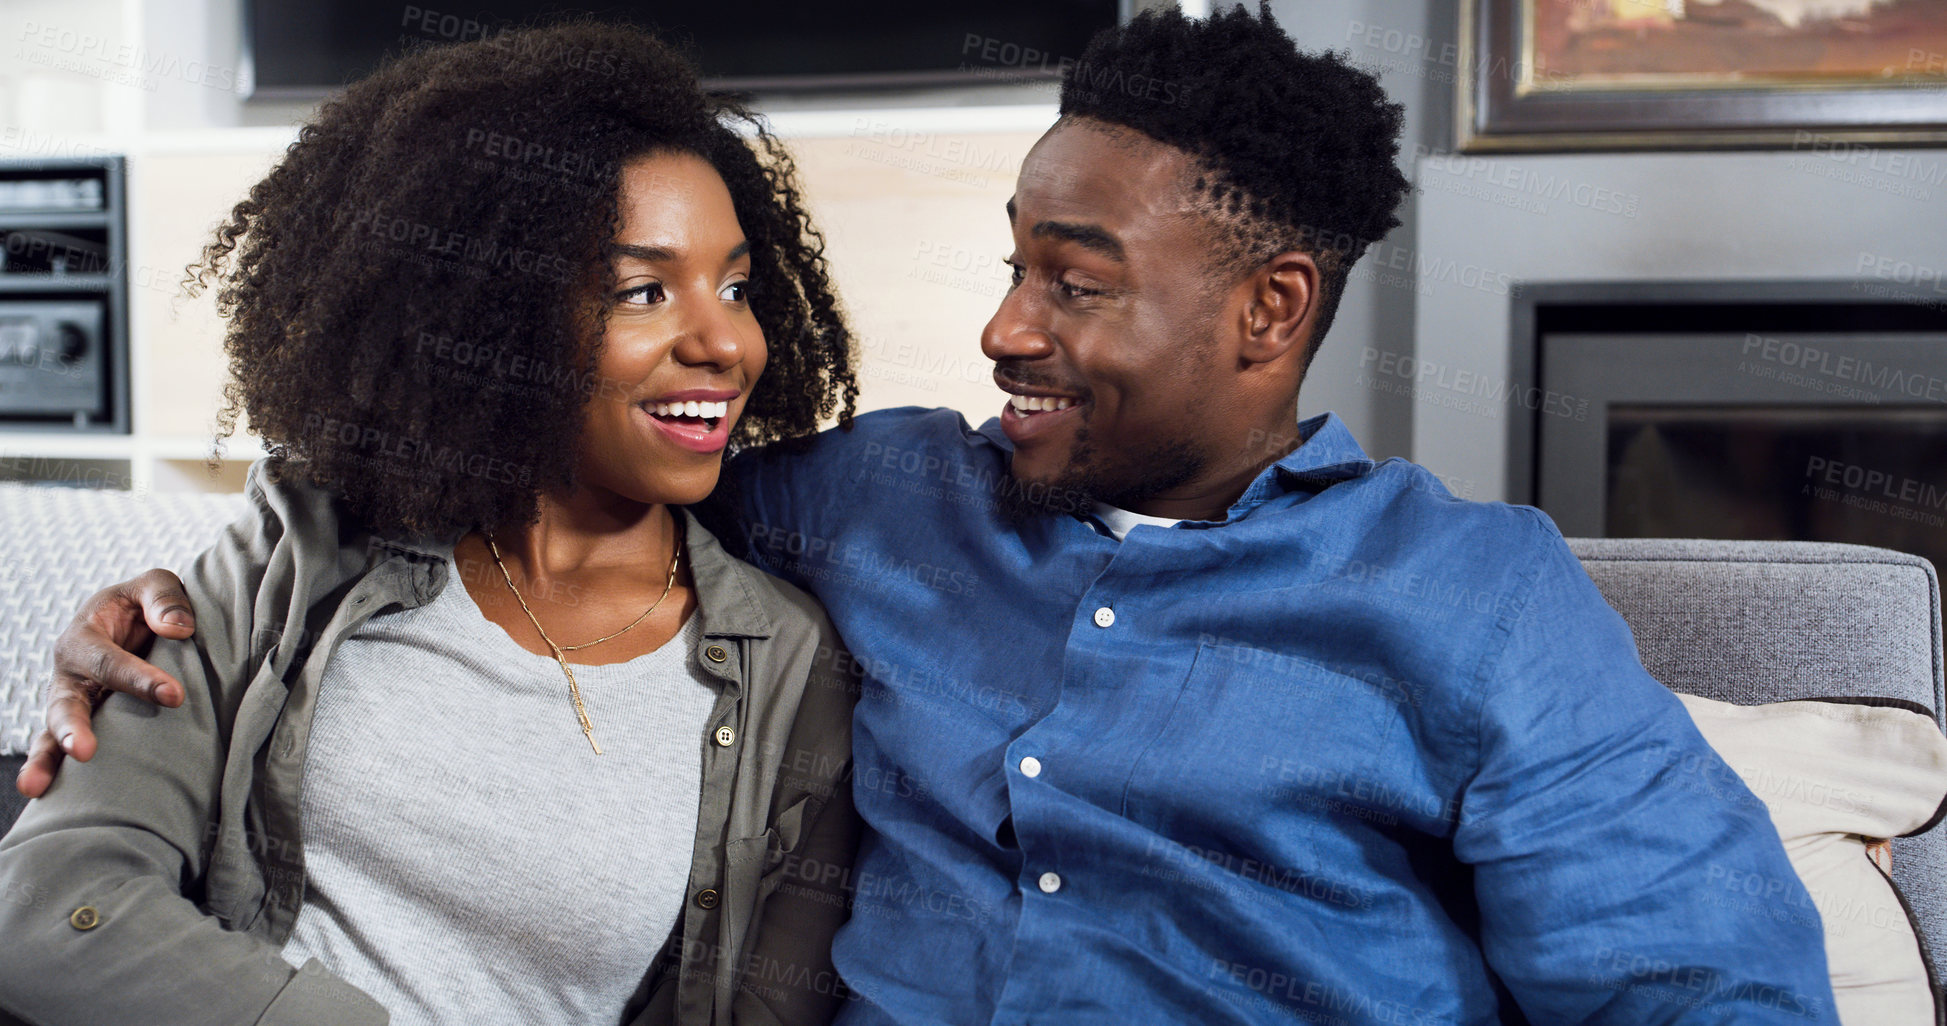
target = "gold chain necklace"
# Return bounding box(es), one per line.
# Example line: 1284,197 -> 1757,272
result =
483,520 -> 683,755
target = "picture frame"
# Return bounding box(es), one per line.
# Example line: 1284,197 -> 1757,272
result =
1456,0 -> 1947,151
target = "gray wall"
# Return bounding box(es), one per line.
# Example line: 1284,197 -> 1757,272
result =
1275,0 -> 1459,473
1275,0 -> 1947,506
1413,147 -> 1947,503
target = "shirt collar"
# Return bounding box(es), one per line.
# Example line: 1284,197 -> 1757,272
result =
1270,411 -> 1378,486
675,506 -> 775,639
1215,412 -> 1375,521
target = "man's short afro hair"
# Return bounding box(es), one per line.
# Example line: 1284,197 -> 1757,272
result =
1058,1 -> 1411,365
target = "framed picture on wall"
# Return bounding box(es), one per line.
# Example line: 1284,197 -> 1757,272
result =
1457,0 -> 1947,150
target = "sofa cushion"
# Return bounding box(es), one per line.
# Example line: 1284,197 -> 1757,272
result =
1679,693 -> 1947,1025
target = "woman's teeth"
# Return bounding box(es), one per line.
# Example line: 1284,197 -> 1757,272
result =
1009,394 -> 1075,414
649,400 -> 729,419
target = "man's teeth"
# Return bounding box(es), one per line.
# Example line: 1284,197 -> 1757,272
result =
649,400 -> 729,418
1009,394 -> 1075,413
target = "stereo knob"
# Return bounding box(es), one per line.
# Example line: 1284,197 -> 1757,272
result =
56,321 -> 87,365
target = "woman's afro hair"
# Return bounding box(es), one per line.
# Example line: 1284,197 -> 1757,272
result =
192,19 -> 855,539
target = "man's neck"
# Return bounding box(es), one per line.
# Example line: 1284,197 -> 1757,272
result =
1124,417 -> 1307,521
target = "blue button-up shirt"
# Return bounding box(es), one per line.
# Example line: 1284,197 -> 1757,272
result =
726,407 -> 1835,1025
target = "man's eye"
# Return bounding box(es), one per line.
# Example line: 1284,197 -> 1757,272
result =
1004,258 -> 1024,287
618,282 -> 665,306
1059,279 -> 1100,299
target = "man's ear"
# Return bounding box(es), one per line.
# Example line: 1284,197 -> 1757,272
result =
1238,251 -> 1317,367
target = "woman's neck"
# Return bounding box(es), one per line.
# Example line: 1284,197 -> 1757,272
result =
454,484 -> 696,666
482,486 -> 679,587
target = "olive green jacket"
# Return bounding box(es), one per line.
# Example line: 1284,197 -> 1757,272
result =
0,460 -> 860,1026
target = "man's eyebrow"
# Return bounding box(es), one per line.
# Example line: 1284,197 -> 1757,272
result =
1031,221 -> 1125,262
609,240 -> 751,263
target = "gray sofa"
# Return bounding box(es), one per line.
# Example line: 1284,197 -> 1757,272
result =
1570,537 -> 1946,994
1,485 -> 1942,991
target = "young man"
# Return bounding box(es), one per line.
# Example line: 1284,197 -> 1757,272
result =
22,6 -> 1835,1023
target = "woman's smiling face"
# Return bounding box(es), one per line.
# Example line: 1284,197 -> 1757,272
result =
575,149 -> 768,507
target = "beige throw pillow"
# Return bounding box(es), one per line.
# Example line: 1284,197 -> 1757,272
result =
1678,694 -> 1947,1026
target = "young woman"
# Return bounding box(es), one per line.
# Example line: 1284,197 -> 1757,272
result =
0,21 -> 859,1026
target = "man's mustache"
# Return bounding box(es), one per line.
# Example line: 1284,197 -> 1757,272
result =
992,362 -> 1089,398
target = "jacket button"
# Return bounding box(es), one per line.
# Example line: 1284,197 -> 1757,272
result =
704,644 -> 728,663
714,725 -> 736,747
694,888 -> 720,910
70,906 -> 100,930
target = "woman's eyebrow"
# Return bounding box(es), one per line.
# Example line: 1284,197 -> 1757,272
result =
610,243 -> 676,262
608,240 -> 751,263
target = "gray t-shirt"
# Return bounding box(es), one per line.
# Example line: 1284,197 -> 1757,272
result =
279,549 -> 720,1026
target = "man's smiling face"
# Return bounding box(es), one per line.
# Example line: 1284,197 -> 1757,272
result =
982,117 -> 1245,515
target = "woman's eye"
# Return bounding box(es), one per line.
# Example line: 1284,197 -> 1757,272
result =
720,279 -> 749,303
618,282 -> 665,306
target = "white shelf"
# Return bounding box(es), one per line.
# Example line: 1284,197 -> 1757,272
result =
0,432 -> 261,456
35,127 -> 303,158
146,435 -> 266,461
0,431 -> 265,492
0,434 -> 132,459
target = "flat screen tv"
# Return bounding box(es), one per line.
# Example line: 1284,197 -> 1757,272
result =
245,1 -> 1124,97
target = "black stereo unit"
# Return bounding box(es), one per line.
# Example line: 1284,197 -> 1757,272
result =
0,157 -> 127,431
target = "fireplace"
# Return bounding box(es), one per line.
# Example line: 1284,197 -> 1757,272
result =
1510,281 -> 1947,583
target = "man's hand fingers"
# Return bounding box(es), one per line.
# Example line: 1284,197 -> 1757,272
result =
43,691 -> 100,763
34,571 -> 189,790
15,730 -> 63,798
53,623 -> 183,708
130,568 -> 195,640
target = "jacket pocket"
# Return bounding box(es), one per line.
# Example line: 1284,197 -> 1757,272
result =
719,793 -> 824,969
765,792 -> 821,866
718,827 -> 774,1002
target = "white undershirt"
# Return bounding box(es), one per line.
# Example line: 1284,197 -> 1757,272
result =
1089,502 -> 1183,541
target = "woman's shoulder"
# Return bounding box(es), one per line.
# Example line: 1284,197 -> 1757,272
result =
681,507 -> 837,643
193,458 -> 450,678
237,455 -> 459,571
681,509 -> 859,734
235,455 -> 360,552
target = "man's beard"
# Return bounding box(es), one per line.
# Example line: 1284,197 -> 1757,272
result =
993,419 -> 1206,523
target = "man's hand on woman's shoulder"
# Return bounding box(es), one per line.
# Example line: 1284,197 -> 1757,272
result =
16,568 -> 195,798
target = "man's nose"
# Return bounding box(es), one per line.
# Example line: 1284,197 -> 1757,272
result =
980,287 -> 1055,363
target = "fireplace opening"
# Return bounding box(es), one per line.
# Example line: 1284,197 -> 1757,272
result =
1607,405 -> 1947,580
1511,280 -> 1947,579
